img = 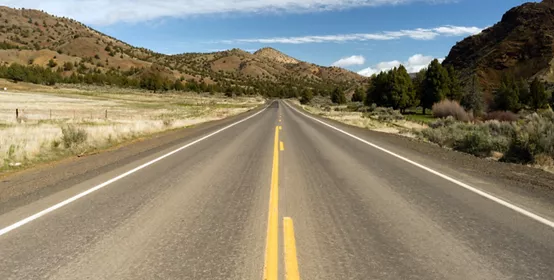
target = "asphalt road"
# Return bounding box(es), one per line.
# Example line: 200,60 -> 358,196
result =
1,100 -> 553,279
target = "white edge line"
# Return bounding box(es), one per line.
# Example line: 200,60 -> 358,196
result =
284,101 -> 554,229
0,104 -> 270,237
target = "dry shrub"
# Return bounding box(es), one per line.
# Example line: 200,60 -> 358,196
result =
162,118 -> 174,127
501,112 -> 554,164
420,120 -> 511,157
429,116 -> 456,128
61,125 -> 88,148
452,130 -> 495,157
365,107 -> 404,122
485,111 -> 518,122
432,100 -> 472,121
534,154 -> 554,168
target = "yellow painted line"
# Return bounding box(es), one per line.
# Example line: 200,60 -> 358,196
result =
263,126 -> 280,280
283,217 -> 300,280
280,141 -> 284,151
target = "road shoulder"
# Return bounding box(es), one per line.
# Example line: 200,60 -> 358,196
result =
284,100 -> 554,221
0,105 -> 266,215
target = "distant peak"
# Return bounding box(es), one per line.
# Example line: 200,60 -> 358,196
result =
253,47 -> 299,64
254,46 -> 277,52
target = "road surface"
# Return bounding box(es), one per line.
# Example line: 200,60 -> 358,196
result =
0,100 -> 553,279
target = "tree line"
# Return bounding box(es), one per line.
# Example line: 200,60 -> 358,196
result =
364,59 -> 464,114
0,62 -> 353,98
493,74 -> 551,112
0,63 -> 223,93
361,59 -> 553,115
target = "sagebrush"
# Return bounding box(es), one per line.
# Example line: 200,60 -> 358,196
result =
419,111 -> 554,166
61,125 -> 88,148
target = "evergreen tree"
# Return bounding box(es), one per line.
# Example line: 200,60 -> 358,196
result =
529,77 -> 549,110
494,81 -> 520,112
352,87 -> 364,102
391,65 -> 416,112
446,65 -> 462,101
460,74 -> 485,116
6,63 -> 25,82
174,80 -> 185,91
224,86 -> 234,97
516,78 -> 530,107
186,80 -> 199,92
140,72 -> 164,92
331,87 -> 346,104
300,88 -> 313,104
366,71 -> 392,107
63,62 -> 73,71
48,59 -> 57,68
412,68 -> 426,108
421,59 -> 449,114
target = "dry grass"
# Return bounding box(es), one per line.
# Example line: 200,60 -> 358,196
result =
0,87 -> 264,171
298,101 -> 426,137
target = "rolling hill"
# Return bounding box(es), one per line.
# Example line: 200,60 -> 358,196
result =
0,6 -> 364,95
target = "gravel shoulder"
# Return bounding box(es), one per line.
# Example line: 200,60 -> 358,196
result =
288,101 -> 554,218
0,105 -> 265,215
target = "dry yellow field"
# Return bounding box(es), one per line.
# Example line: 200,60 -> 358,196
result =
0,87 -> 264,171
298,101 -> 426,136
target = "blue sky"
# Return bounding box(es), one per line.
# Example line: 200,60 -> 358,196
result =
5,0 -> 535,75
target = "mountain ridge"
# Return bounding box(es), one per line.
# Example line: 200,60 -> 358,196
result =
443,0 -> 554,92
0,6 -> 363,95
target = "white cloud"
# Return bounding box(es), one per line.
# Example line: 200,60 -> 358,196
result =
432,25 -> 483,36
223,25 -> 484,44
357,54 -> 443,76
3,0 -> 455,25
331,55 -> 366,67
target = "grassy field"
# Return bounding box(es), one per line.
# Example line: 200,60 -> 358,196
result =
297,101 -> 427,136
405,113 -> 435,124
0,81 -> 264,172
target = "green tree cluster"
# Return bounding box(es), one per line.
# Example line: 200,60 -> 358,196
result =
0,63 -> 61,85
331,87 -> 347,104
492,75 -> 550,112
0,41 -> 20,50
366,65 -> 416,112
351,87 -> 364,103
300,88 -> 313,104
364,59 -> 465,114
0,58 -> 356,99
529,77 -> 550,110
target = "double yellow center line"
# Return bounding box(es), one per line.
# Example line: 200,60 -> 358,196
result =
264,126 -> 280,280
263,121 -> 300,280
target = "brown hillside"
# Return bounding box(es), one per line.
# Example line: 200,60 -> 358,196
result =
443,0 -> 554,92
0,6 -> 363,91
154,47 -> 364,84
254,47 -> 299,64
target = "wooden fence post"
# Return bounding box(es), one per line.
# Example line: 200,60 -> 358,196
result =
15,108 -> 18,119
105,109 -> 108,119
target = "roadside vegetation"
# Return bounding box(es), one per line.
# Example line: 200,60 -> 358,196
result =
299,58 -> 554,172
0,83 -> 264,173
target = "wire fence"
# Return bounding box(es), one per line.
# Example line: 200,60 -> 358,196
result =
0,108 -> 141,123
